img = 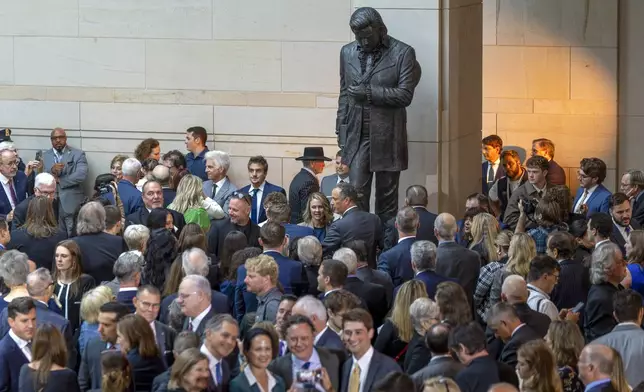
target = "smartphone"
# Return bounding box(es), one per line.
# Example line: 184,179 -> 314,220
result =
35,150 -> 43,161
571,302 -> 585,313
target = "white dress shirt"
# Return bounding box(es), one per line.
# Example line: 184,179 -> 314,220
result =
398,236 -> 415,243
574,184 -> 598,213
337,176 -> 350,185
149,320 -> 157,340
190,305 -> 212,332
213,177 -> 227,197
244,365 -> 277,392
9,329 -> 31,361
0,173 -> 16,209
351,346 -> 374,392
201,344 -> 221,385
527,284 -> 559,321
487,158 -> 501,182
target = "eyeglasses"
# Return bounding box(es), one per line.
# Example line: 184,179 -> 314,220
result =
138,301 -> 160,310
35,187 -> 55,196
576,170 -> 591,179
231,191 -> 251,206
2,161 -> 18,167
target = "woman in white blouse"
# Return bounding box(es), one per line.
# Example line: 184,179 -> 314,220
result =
230,328 -> 286,392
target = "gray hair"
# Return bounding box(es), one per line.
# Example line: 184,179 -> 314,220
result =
434,213 -> 457,240
76,201 -> 106,235
34,172 -> 56,188
409,297 -> 440,334
590,242 -> 622,285
626,169 -> 644,189
26,268 -> 53,297
124,225 -> 150,251
333,248 -> 358,274
182,248 -> 210,276
294,295 -> 327,322
204,150 -> 231,173
410,240 -> 437,271
122,158 -> 142,177
297,236 -> 322,267
0,142 -> 15,152
204,313 -> 238,333
181,275 -> 211,298
113,251 -> 143,283
0,250 -> 30,286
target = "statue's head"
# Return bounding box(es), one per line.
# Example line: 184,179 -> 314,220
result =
350,7 -> 388,53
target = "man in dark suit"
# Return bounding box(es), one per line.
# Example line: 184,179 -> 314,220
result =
335,248 -> 388,328
118,157 -> 143,216
0,149 -> 28,219
482,135 -> 505,195
203,150 -> 237,217
113,252 -> 142,314
451,322 -> 519,392
347,239 -> 394,307
384,185 -> 439,251
12,172 -> 60,229
487,303 -> 541,368
291,296 -> 344,352
133,286 -> 176,367
178,275 -> 218,341
531,138 -> 566,186
320,150 -> 350,198
412,323 -> 463,390
322,182 -> 383,268
340,309 -> 401,392
572,158 -> 612,216
207,193 -> 260,258
265,202 -> 314,241
378,206 -> 417,287
0,297 -> 35,392
269,315 -> 341,391
79,302 -> 130,392
609,193 -> 640,256
239,156 -> 286,225
434,213 -> 481,306
150,164 -> 176,207
578,344 -> 620,392
622,169 -> 644,227
548,231 -> 591,310
408,240 -> 452,300
201,314 -> 240,392
289,147 -> 330,224
126,180 -> 185,235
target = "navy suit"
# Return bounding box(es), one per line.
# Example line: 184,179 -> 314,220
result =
377,236 -> 415,287
611,221 -> 641,257
237,250 -> 307,296
0,301 -> 72,344
159,290 -> 229,326
116,289 -> 137,313
572,184 -> 611,216
0,171 -> 28,217
482,161 -> 505,195
118,179 -> 143,216
411,269 -> 454,300
316,327 -> 344,351
288,168 -> 320,224
239,182 -> 286,224
340,350 -> 401,392
283,223 -> 314,240
0,332 -> 29,392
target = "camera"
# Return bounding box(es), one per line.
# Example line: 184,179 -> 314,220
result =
519,197 -> 539,217
296,369 -> 321,388
94,173 -> 116,195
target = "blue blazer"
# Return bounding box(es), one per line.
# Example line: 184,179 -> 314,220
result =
118,179 -> 143,216
316,327 -> 344,351
572,184 -> 611,216
340,350 -> 401,392
116,289 -> 137,314
239,182 -> 286,224
283,223 -> 314,240
377,237 -> 416,287
410,270 -> 455,300
0,332 -> 29,392
230,371 -> 286,392
238,251 -> 307,296
482,161 -> 505,195
0,171 -> 28,217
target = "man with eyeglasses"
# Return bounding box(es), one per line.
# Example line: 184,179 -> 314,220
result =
11,172 -> 59,229
133,285 -> 176,367
526,255 -> 580,323
0,148 -> 27,221
572,158 -> 611,217
207,191 -> 260,257
42,127 -> 88,235
178,275 -> 215,341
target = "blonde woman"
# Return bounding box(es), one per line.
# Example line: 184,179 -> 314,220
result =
489,232 -> 537,308
545,321 -> 584,392
78,286 -> 114,353
474,230 -> 513,322
168,174 -> 224,231
517,340 -> 563,392
469,212 -> 500,265
299,192 -> 334,242
374,280 -> 428,365
423,377 -> 461,392
610,348 -> 630,392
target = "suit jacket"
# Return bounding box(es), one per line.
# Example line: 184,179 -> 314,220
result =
377,236 -> 415,287
237,250 -> 307,296
435,241 -> 481,306
340,350 -> 402,392
0,171 -> 28,218
289,169 -> 319,224
322,207 -> 383,268
153,321 -> 177,368
344,276 -> 388,328
162,187 -> 176,207
229,371 -> 286,392
499,325 -> 541,368
283,223 -> 314,240
11,193 -> 60,230
594,323 -> 644,387
404,332 -> 431,374
118,179 -> 144,216
203,177 -> 237,217
482,161 -> 505,195
159,291 -> 229,326
383,207 -> 438,251
412,270 -> 453,300
356,266 -> 394,307
268,348 -> 340,391
126,347 -> 167,392
584,282 -> 623,342
125,207 -> 186,235
72,232 -> 128,283
182,306 -> 217,341
0,333 -> 29,392
573,184 -> 611,216
455,355 -> 518,392
412,356 -> 464,392
585,381 -> 619,392
79,337 -> 108,392
321,174 -> 340,197
207,217 -> 261,258
239,182 -> 286,224
551,259 -> 591,310
547,159 -> 567,186
633,192 -> 644,228
117,289 -> 137,313
43,146 -> 88,214
487,303 -> 550,360
611,220 -> 641,256
316,327 -> 344,352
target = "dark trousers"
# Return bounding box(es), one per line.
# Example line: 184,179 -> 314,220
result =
350,121 -> 400,222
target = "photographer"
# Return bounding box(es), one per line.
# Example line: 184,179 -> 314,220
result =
92,173 -> 125,222
515,196 -> 563,255
503,156 -> 552,231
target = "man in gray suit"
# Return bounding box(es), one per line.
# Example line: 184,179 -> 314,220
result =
42,128 -> 88,234
412,323 -> 463,391
268,314 -> 341,391
320,150 -> 350,198
593,289 -> 644,387
203,150 -> 236,217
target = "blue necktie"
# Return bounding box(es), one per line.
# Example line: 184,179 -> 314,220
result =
302,362 -> 311,370
215,362 -> 222,385
250,189 -> 258,223
279,341 -> 286,356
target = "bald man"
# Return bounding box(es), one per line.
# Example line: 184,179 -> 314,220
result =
151,164 -> 175,207
578,344 -> 617,392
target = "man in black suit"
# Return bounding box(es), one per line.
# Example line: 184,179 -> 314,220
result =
79,302 -> 130,392
323,290 -> 363,337
201,314 -> 240,392
334,248 -> 388,328
609,193 -> 640,256
482,135 -> 505,195
412,323 -> 463,390
178,275 -> 217,341
113,251 -> 142,314
133,286 -> 176,367
322,182 -> 383,268
622,169 -> 644,227
434,212 -> 481,307
487,303 -> 541,368
125,180 -> 185,235
288,147 -> 330,224
384,185 -> 438,250
291,295 -> 344,352
548,231 -> 591,310
409,240 -> 452,300
346,239 -> 394,307
12,172 -> 60,229
450,321 -> 519,392
340,309 -> 401,392
0,298 -> 35,392
378,206 -> 417,287
578,344 -> 620,392
269,315 -> 341,391
318,259 -> 349,299
207,192 -> 260,258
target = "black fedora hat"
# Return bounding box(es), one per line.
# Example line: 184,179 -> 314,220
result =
295,147 -> 332,161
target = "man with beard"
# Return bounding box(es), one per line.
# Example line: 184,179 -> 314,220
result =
489,150 -> 527,219
321,150 -> 351,198
609,193 -> 640,256
207,192 -> 260,258
239,156 -> 285,225
125,180 -> 185,235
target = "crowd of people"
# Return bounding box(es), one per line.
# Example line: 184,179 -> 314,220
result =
0,126 -> 639,392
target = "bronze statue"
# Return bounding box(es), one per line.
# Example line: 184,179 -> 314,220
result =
336,7 -> 422,222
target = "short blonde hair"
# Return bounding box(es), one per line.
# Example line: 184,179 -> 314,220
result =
80,286 -> 114,323
245,254 -> 279,284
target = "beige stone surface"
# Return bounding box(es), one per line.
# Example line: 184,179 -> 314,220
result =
282,42 -> 344,93
482,0 -> 497,45
113,89 -> 247,106
619,0 -> 644,117
0,0 -> 79,36
316,95 -> 339,109
353,0 -> 440,9
0,38 -> 13,85
483,98 -> 533,114
570,47 -> 618,101
46,87 -> 114,103
533,99 -> 617,115
0,101 -> 79,129
482,113 -> 497,134
618,116 -> 644,173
